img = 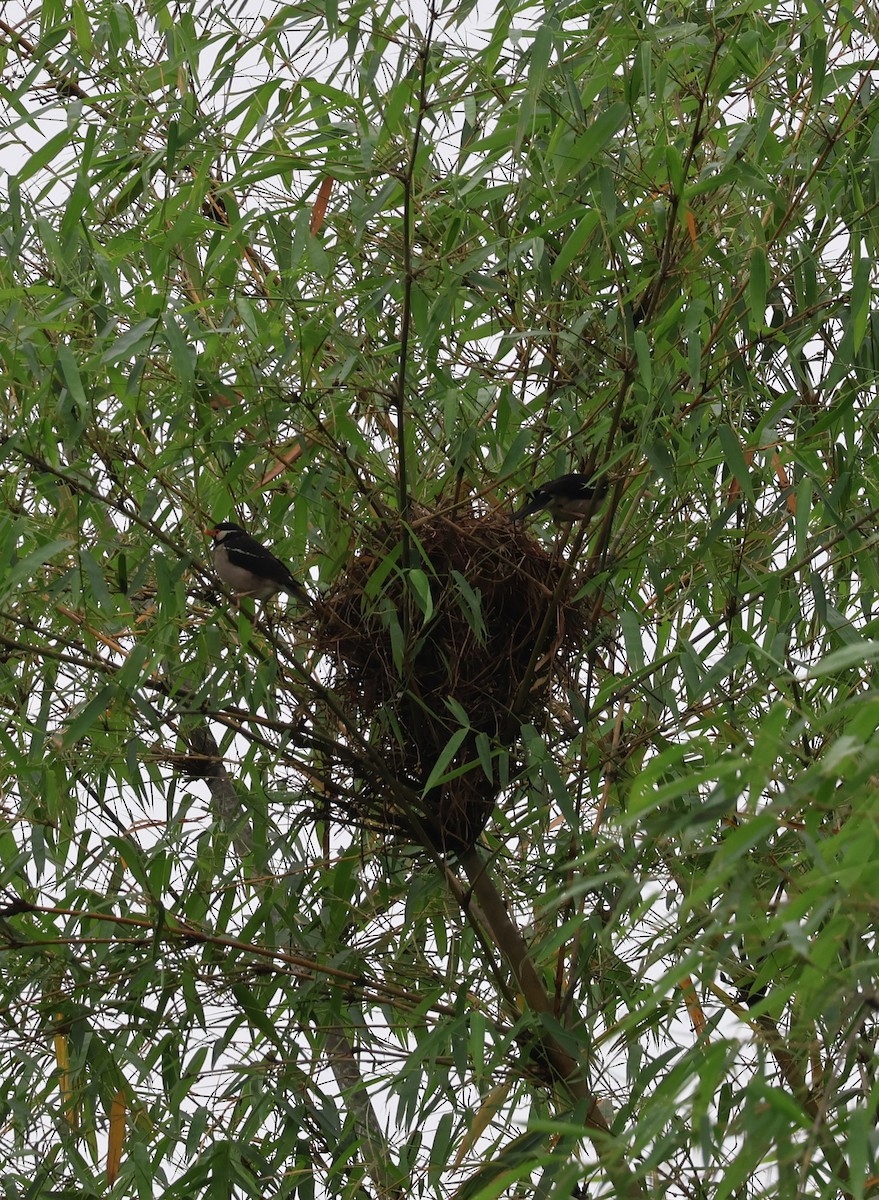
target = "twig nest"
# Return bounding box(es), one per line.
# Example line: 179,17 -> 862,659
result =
316,506 -> 590,851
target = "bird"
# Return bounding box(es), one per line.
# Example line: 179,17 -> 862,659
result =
511,472 -> 608,522
205,522 -> 308,602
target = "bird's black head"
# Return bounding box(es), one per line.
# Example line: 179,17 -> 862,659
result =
206,521 -> 245,540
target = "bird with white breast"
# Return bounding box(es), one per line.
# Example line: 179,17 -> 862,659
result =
512,472 -> 608,523
205,522 -> 308,602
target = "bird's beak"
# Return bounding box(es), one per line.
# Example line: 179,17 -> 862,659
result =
204,527 -> 218,539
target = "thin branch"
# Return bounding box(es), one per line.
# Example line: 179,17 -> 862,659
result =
394,2 -> 437,541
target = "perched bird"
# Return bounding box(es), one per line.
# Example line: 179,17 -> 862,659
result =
512,472 -> 608,523
205,522 -> 308,602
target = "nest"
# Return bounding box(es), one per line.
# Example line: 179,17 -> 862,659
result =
315,506 -> 591,852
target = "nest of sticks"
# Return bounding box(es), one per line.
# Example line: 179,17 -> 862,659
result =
315,506 -> 592,852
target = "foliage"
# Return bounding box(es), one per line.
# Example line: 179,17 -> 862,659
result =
2,0 -> 879,1195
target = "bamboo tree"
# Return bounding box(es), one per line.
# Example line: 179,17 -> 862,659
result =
2,0 -> 879,1196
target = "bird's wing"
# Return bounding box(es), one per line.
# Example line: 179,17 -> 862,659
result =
229,534 -> 301,590
543,473 -> 603,499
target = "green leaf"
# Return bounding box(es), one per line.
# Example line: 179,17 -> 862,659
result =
230,985 -> 286,1052
14,128 -> 72,183
1,537 -> 72,597
407,567 -> 434,620
850,254 -> 870,352
55,683 -> 117,749
748,245 -> 768,329
528,21 -> 556,93
100,317 -> 160,364
421,726 -> 470,794
56,344 -> 87,409
551,209 -> 600,282
803,640 -> 879,678
716,424 -> 754,501
451,569 -> 486,641
634,328 -> 651,392
560,103 -> 628,179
